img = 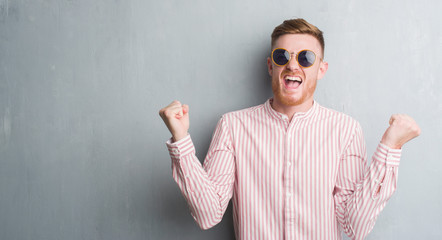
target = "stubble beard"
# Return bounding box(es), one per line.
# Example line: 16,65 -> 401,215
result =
271,76 -> 317,107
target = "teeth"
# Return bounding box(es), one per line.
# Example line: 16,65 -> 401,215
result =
285,76 -> 302,82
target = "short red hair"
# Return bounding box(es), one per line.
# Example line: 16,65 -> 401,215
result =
271,18 -> 325,56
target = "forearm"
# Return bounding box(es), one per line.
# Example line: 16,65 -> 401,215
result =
167,135 -> 233,229
335,143 -> 402,240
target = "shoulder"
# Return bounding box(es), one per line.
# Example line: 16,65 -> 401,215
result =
316,103 -> 362,132
221,103 -> 266,122
317,103 -> 359,122
316,104 -> 366,149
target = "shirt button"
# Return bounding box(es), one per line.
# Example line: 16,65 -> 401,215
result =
287,161 -> 292,166
172,149 -> 179,154
287,192 -> 292,197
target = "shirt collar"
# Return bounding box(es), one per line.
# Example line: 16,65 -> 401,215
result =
264,98 -> 319,121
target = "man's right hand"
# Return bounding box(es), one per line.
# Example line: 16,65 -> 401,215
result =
159,101 -> 190,142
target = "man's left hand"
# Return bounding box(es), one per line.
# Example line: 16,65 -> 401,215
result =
381,114 -> 421,149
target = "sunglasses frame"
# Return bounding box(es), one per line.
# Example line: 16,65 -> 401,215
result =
271,48 -> 318,68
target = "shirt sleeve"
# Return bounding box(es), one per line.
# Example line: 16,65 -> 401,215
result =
334,123 -> 402,240
166,116 -> 235,230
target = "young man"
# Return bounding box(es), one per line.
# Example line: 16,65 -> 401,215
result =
159,19 -> 420,240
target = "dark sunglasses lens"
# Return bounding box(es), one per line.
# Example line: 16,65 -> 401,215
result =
273,49 -> 290,66
298,50 -> 316,67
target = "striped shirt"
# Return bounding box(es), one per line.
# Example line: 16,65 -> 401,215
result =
166,99 -> 401,240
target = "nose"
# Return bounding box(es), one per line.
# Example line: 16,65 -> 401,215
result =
286,55 -> 301,71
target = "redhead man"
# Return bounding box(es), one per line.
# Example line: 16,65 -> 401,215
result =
159,19 -> 420,240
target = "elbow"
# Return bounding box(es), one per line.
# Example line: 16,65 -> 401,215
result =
198,223 -> 214,230
352,231 -> 371,240
195,218 -> 221,230
349,217 -> 377,240
191,212 -> 222,230
188,195 -> 228,230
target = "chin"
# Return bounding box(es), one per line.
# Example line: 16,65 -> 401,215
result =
281,97 -> 301,106
274,92 -> 301,106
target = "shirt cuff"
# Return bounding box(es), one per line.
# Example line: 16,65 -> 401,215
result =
165,135 -> 196,161
373,142 -> 402,166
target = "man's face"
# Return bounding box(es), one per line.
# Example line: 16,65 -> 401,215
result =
267,34 -> 328,108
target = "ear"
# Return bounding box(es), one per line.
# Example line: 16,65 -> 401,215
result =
267,57 -> 273,77
317,60 -> 328,80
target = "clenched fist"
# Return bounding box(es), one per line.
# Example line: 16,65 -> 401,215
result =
159,101 -> 190,142
381,114 -> 421,149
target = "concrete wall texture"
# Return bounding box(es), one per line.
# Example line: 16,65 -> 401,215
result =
1,0 -> 441,239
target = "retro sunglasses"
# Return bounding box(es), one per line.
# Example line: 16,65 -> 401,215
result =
271,48 -> 318,68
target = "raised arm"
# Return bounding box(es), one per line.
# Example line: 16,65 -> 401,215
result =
159,101 -> 235,229
334,114 -> 420,240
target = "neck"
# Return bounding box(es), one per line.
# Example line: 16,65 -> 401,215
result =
271,98 -> 314,121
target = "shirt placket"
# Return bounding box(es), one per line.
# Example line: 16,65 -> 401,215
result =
283,116 -> 297,239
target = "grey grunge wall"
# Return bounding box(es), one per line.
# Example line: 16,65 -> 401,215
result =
1,0 -> 441,239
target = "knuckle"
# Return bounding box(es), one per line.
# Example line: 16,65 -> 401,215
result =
159,107 -> 168,116
413,126 -> 422,134
163,109 -> 173,117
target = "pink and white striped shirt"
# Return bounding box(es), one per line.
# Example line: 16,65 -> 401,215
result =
166,99 -> 401,240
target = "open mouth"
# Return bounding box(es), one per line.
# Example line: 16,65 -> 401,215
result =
284,75 -> 302,89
